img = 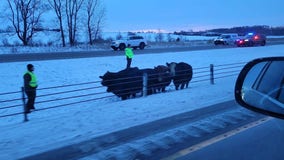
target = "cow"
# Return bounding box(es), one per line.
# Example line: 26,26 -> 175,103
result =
154,65 -> 172,92
166,62 -> 193,90
140,66 -> 172,94
99,67 -> 160,100
100,65 -> 173,100
139,68 -> 159,95
99,67 -> 142,100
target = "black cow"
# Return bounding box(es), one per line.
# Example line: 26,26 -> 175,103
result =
166,62 -> 193,90
100,66 -> 172,100
99,67 -> 142,100
140,66 -> 172,94
154,65 -> 172,92
139,68 -> 159,95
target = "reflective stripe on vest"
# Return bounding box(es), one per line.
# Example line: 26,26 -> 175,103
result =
26,71 -> 37,87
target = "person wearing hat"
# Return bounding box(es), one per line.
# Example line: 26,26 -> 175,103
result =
125,44 -> 134,69
23,64 -> 38,113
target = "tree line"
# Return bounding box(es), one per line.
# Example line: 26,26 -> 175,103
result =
174,25 -> 284,36
4,0 -> 106,46
208,25 -> 284,36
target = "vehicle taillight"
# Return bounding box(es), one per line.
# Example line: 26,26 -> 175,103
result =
254,36 -> 259,40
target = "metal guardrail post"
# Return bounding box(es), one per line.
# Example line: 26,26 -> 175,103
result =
210,64 -> 215,85
143,73 -> 148,97
21,87 -> 28,122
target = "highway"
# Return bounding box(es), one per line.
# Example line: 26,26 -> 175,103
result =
174,118 -> 284,160
1,39 -> 284,63
19,100 -> 265,160
0,45 -> 233,63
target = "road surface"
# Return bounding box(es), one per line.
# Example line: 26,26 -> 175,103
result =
0,45 -> 233,63
1,39 -> 284,63
19,100 -> 265,160
175,117 -> 284,160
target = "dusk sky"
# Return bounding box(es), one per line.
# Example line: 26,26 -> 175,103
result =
103,0 -> 284,32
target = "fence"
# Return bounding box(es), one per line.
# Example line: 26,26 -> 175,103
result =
0,62 -> 246,122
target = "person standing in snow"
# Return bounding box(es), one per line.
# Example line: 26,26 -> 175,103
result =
125,44 -> 134,69
23,64 -> 38,113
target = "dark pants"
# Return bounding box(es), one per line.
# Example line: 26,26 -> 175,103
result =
25,89 -> 36,113
126,57 -> 132,68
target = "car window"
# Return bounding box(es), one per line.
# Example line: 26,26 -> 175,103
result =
221,35 -> 230,38
245,35 -> 253,38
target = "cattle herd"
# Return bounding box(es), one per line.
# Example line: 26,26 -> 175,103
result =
99,62 -> 193,100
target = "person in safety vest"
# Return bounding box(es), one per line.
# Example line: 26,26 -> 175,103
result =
125,44 -> 134,69
23,64 -> 38,113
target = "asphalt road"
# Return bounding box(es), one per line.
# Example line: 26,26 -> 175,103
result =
0,45 -> 234,63
1,39 -> 284,63
19,100 -> 265,160
177,118 -> 284,160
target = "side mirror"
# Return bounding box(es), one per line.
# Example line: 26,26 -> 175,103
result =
235,57 -> 284,119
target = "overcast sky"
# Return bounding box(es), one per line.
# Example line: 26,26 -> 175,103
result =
103,0 -> 284,32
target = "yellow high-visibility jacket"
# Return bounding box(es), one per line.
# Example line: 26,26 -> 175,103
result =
125,48 -> 134,58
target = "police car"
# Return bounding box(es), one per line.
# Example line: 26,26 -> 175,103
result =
235,33 -> 266,47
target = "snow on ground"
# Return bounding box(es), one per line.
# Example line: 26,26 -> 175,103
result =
0,31 -> 216,54
0,45 -> 283,159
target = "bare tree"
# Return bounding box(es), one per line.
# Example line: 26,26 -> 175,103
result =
48,0 -> 66,47
65,0 -> 84,46
85,0 -> 105,45
86,0 -> 97,45
93,6 -> 106,42
7,0 -> 46,46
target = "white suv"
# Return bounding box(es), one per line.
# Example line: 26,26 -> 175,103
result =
214,33 -> 239,45
111,36 -> 147,51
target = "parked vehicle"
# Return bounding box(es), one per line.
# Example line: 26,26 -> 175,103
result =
214,33 -> 239,45
235,33 -> 266,47
111,35 -> 147,51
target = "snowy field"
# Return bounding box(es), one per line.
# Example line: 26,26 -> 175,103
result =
0,30 -> 283,55
0,44 -> 283,159
0,32 -> 216,54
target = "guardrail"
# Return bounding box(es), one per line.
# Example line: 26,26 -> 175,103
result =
0,62 -> 246,122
